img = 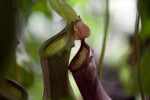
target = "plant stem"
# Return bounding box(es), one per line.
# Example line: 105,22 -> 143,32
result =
98,0 -> 110,79
135,14 -> 145,100
0,0 -> 16,85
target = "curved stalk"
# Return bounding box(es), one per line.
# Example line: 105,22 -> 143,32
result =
98,0 -> 110,79
135,14 -> 145,100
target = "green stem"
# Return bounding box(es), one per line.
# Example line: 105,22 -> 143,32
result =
135,14 -> 145,100
0,0 -> 16,85
98,0 -> 110,79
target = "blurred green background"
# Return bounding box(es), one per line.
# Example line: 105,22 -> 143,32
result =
3,0 -> 150,100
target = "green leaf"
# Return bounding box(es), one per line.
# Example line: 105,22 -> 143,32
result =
17,0 -> 33,18
8,64 -> 34,87
65,0 -> 86,6
140,19 -> 150,40
118,65 -> 135,95
32,1 -> 52,17
138,0 -> 150,40
49,0 -> 79,21
141,45 -> 150,94
23,34 -> 41,62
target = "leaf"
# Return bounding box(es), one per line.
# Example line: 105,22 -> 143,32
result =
32,1 -> 52,17
17,0 -> 33,18
138,0 -> 150,40
65,0 -> 86,6
141,45 -> 150,94
118,65 -> 135,95
8,64 -> 34,87
49,0 -> 79,21
23,34 -> 41,62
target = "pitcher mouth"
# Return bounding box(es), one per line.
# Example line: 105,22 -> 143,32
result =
38,22 -> 75,59
69,39 -> 94,72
